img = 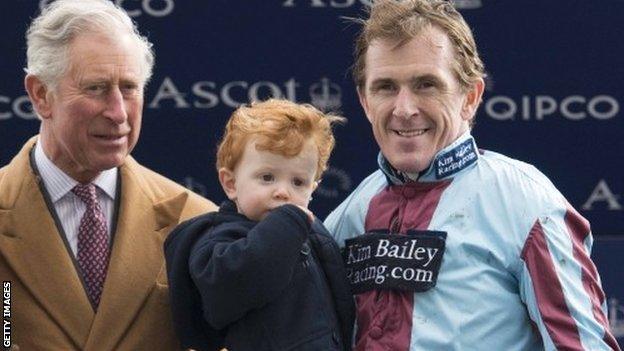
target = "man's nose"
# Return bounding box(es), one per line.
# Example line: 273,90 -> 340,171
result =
392,87 -> 419,119
103,87 -> 128,123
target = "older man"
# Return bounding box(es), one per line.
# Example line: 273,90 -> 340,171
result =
325,1 -> 619,350
0,0 -> 216,350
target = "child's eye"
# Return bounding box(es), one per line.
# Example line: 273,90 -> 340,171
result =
261,174 -> 274,182
293,178 -> 305,187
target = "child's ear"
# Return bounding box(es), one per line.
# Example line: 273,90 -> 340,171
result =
218,168 -> 237,201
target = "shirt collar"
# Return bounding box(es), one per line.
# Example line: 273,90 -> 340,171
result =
378,130 -> 480,185
34,140 -> 118,202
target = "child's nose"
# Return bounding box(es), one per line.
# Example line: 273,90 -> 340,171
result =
273,185 -> 290,200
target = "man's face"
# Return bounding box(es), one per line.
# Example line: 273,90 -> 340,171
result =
219,139 -> 318,222
358,26 -> 483,174
40,32 -> 144,182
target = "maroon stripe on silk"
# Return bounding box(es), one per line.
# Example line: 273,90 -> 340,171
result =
356,180 -> 451,351
564,205 -> 621,350
522,220 -> 584,350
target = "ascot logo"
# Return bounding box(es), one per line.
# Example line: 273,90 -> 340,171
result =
147,76 -> 343,111
282,0 -> 483,9
0,77 -> 344,121
40,0 -> 175,18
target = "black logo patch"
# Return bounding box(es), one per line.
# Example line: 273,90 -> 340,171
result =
343,230 -> 446,294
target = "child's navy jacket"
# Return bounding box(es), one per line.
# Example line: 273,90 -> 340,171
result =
165,200 -> 355,351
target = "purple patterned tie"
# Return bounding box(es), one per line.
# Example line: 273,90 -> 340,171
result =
72,183 -> 110,308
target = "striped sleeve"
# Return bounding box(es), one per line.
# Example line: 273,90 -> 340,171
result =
518,203 -> 620,351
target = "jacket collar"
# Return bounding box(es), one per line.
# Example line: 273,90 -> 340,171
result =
33,140 -> 118,202
378,131 -> 480,185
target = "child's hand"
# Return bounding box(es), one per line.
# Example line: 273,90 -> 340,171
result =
295,205 -> 315,224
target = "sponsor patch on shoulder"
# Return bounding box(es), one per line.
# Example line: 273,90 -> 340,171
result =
434,138 -> 478,179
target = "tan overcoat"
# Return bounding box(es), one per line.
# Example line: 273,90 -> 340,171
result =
0,136 -> 217,350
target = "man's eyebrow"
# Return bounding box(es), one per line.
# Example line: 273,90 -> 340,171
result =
410,74 -> 443,83
120,77 -> 141,85
78,78 -> 109,86
369,78 -> 394,86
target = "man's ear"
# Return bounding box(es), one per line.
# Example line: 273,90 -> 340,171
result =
357,85 -> 373,124
25,74 -> 53,119
461,78 -> 485,122
218,167 -> 237,201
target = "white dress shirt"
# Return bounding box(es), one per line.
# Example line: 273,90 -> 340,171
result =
34,141 -> 117,256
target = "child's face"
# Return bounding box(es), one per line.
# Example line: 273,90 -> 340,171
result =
219,138 -> 319,222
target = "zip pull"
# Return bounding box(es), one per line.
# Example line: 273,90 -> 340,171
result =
390,216 -> 400,233
300,243 -> 311,267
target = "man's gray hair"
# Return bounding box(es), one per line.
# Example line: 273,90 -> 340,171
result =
25,0 -> 154,90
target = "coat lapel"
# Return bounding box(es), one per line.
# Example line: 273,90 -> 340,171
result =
0,138 -> 94,348
84,159 -> 188,350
